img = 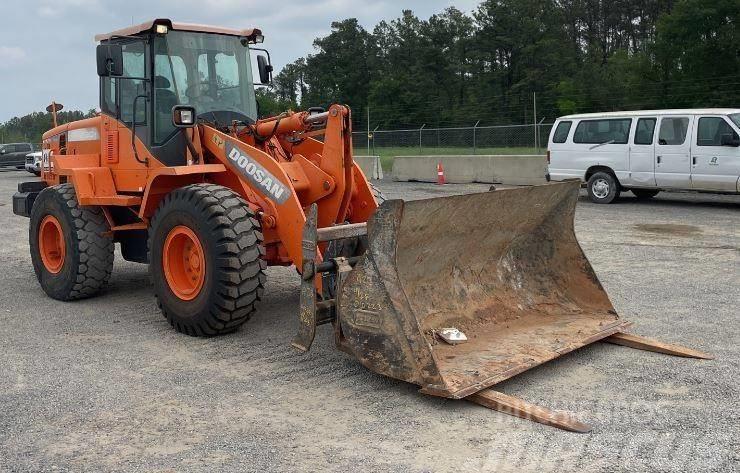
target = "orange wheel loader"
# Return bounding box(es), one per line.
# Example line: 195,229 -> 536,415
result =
12,19 -> 712,432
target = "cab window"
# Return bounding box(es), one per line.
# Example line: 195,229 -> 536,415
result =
119,41 -> 147,125
154,53 -> 188,144
101,77 -> 116,116
697,117 -> 738,146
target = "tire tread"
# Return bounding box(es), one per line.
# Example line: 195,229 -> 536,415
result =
149,184 -> 265,337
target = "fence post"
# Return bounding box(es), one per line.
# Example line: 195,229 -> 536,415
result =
419,124 -> 426,154
472,120 -> 481,155
536,117 -> 546,155
366,106 -> 370,156
372,125 -> 379,156
533,92 -> 537,152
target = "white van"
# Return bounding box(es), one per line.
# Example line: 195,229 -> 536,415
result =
547,109 -> 740,203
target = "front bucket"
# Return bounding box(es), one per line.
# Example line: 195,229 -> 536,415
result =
335,180 -> 629,399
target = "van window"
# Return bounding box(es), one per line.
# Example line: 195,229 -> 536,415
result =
697,117 -> 738,146
552,121 -> 572,143
658,117 -> 689,145
634,118 -> 656,145
573,119 -> 631,144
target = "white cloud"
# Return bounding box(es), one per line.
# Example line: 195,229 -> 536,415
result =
36,0 -> 102,17
0,46 -> 27,68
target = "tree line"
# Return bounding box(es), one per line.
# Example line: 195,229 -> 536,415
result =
259,0 -> 740,129
0,110 -> 96,145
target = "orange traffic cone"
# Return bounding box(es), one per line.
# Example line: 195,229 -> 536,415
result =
436,162 -> 446,185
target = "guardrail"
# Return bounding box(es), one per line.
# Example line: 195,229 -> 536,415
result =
353,155 -> 383,180
391,155 -> 547,186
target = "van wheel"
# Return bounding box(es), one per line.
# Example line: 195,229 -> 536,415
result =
632,189 -> 659,199
587,172 -> 620,204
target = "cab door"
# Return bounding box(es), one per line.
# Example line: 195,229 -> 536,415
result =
691,116 -> 740,191
655,115 -> 693,188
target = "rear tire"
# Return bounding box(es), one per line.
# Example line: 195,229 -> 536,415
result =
149,184 -> 266,337
29,183 -> 114,300
632,189 -> 659,199
587,171 -> 620,204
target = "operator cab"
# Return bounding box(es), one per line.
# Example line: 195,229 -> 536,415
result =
95,19 -> 272,166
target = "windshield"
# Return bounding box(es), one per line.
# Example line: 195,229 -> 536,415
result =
729,113 -> 740,128
153,31 -> 257,143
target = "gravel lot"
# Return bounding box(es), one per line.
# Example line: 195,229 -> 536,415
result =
1,170 -> 738,472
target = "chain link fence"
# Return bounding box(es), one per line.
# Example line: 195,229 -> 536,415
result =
353,123 -> 553,157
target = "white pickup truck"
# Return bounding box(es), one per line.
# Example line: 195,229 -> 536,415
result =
547,109 -> 740,203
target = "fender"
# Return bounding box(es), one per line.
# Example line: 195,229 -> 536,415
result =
138,164 -> 228,219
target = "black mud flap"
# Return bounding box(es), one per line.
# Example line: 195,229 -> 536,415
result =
12,181 -> 48,217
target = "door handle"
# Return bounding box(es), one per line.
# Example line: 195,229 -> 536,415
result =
692,156 -> 697,165
656,156 -> 661,164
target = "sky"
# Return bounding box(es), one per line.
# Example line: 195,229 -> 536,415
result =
0,0 -> 480,122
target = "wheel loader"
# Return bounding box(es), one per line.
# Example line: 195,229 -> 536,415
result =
12,19 -> 711,432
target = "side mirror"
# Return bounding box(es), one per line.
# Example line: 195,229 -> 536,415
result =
172,105 -> 197,128
720,134 -> 740,147
96,44 -> 123,77
257,55 -> 273,84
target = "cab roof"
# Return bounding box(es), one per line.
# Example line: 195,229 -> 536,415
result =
95,18 -> 262,42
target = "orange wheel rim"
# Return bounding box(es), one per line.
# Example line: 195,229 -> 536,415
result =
39,215 -> 65,274
163,225 -> 206,301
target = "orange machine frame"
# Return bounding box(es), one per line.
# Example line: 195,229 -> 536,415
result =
40,104 -> 378,270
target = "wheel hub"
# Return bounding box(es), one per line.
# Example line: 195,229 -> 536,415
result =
39,215 -> 65,274
592,179 -> 610,199
163,225 -> 206,301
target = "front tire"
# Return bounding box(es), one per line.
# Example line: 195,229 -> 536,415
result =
29,184 -> 114,300
149,184 -> 266,337
587,171 -> 620,204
